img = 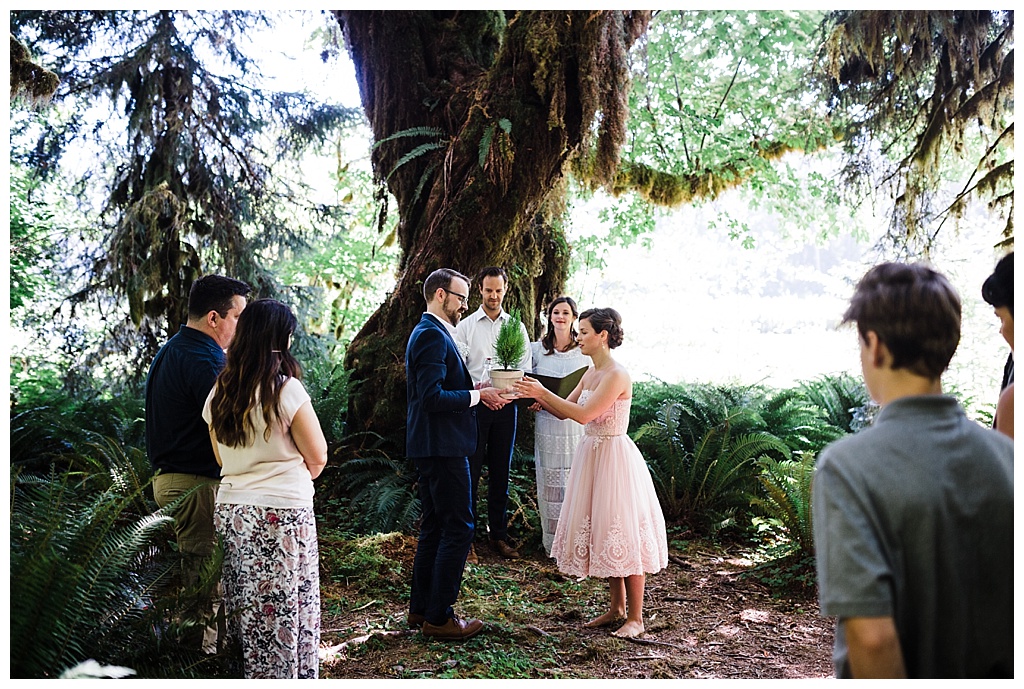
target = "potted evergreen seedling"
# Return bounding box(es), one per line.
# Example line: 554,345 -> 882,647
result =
489,307 -> 528,394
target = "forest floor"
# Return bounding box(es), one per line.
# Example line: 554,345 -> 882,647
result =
316,532 -> 834,680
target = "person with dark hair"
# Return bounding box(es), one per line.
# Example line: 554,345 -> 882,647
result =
203,299 -> 327,677
406,268 -> 509,641
812,262 -> 1013,678
455,266 -> 532,561
982,251 -> 1013,438
514,307 -> 668,639
145,273 -> 250,653
528,296 -> 590,554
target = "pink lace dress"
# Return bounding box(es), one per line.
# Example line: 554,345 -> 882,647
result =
550,390 -> 669,578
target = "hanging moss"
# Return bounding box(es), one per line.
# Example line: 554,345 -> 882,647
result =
9,35 -> 60,102
822,10 -> 1013,249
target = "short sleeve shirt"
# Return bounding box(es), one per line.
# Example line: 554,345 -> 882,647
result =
812,395 -> 1014,678
203,377 -> 314,509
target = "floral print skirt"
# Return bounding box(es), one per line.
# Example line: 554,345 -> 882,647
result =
214,503 -> 320,679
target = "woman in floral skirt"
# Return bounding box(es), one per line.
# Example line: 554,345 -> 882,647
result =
203,299 -> 328,678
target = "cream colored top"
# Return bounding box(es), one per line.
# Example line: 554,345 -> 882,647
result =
203,377 -> 314,509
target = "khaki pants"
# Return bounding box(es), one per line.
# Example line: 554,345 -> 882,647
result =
153,472 -> 224,653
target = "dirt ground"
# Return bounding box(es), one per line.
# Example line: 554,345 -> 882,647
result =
317,535 -> 835,679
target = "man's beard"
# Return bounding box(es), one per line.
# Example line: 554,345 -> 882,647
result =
443,303 -> 462,325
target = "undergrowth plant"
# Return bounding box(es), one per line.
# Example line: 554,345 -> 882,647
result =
750,452 -> 817,559
327,446 -> 420,534
633,397 -> 790,534
798,372 -> 870,434
10,387 -> 236,678
10,467 -> 176,678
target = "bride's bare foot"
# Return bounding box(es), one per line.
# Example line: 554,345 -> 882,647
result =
611,620 -> 645,638
583,611 -> 626,628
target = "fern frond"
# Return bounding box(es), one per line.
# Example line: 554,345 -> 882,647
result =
385,141 -> 447,181
371,125 -> 445,150
478,122 -> 496,168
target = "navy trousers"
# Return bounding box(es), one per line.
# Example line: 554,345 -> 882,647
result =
468,403 -> 517,542
409,456 -> 475,625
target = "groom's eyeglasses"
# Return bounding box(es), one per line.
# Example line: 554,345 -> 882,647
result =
444,289 -> 469,306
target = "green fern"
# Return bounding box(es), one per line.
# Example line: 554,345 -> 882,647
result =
371,125 -> 445,150
751,452 -> 817,559
386,141 -> 447,181
799,372 -> 869,433
634,399 -> 790,533
368,125 -> 448,183
10,469 -> 175,678
331,451 -> 420,533
756,388 -> 844,454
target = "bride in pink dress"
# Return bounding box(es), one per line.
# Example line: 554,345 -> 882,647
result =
514,307 -> 668,638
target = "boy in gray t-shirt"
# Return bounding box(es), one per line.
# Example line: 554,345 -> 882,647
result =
813,262 -> 1013,678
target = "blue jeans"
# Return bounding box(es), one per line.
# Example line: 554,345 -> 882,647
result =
410,456 -> 475,625
469,403 -> 517,542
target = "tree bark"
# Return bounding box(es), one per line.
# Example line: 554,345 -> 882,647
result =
335,10 -> 650,447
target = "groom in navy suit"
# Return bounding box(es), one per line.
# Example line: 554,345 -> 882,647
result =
405,268 -> 509,641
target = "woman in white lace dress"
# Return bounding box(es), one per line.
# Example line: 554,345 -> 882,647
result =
514,308 -> 668,639
529,297 -> 590,555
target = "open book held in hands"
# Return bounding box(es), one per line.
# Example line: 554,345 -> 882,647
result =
516,365 -> 589,406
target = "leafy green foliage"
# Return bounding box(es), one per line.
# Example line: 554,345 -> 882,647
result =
10,10 -> 365,379
9,384 -> 239,678
326,448 -> 420,534
505,448 -> 542,552
597,9 -> 847,251
750,452 -> 817,559
9,165 -> 59,312
757,388 -> 844,455
634,397 -> 791,534
631,379 -> 848,537
627,379 -> 693,433
9,466 -> 175,678
798,372 -> 870,434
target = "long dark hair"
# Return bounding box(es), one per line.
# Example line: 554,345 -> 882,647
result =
210,299 -> 301,448
540,296 -> 580,355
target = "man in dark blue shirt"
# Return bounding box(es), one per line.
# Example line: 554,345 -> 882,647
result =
145,274 -> 250,653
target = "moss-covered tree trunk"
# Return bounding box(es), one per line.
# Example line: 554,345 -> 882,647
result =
334,10 -> 649,447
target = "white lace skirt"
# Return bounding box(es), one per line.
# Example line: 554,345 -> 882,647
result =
534,409 -> 584,555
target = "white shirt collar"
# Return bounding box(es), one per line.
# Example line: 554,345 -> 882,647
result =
465,305 -> 507,324
424,311 -> 458,339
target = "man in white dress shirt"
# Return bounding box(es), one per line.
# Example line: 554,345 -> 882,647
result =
456,266 -> 532,561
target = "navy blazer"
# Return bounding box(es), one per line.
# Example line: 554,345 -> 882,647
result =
405,313 -> 478,458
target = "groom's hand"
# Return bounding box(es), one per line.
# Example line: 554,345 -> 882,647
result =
479,387 -> 509,410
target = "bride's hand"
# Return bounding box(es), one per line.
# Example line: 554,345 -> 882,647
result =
513,376 -> 543,399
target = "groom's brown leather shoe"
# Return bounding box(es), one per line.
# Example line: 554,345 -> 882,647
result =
489,537 -> 520,559
421,615 -> 484,641
406,613 -> 426,629
466,544 -> 479,564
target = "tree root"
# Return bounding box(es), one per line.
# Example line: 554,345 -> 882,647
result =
321,629 -> 416,662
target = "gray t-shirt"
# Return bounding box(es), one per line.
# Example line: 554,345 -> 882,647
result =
812,395 -> 1013,678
